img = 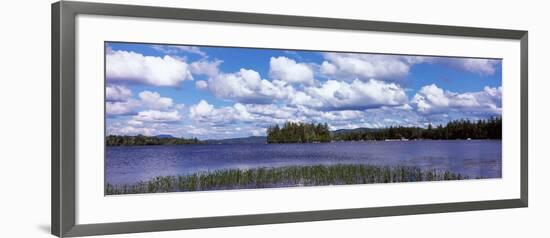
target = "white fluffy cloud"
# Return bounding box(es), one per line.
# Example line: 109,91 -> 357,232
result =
190,60 -> 222,78
109,99 -> 425,137
412,57 -> 500,76
443,58 -> 500,76
105,85 -> 138,116
151,45 -> 207,57
138,91 -> 174,110
321,53 -> 412,80
186,100 -> 392,133
207,68 -> 294,104
133,110 -> 182,122
320,61 -> 337,75
292,79 -> 408,110
411,84 -> 502,115
195,80 -> 208,90
189,101 -> 298,129
106,88 -> 181,116
107,120 -> 184,136
106,50 -> 193,87
107,123 -> 158,136
189,100 -> 254,124
269,56 -> 314,85
106,101 -> 140,116
106,46 -> 503,139
106,85 -> 132,102
187,97 -> 412,132
412,84 -> 450,112
189,100 -> 214,119
242,104 -> 297,120
320,53 -> 500,81
195,62 -> 410,112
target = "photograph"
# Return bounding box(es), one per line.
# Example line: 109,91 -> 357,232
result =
104,42 -> 503,195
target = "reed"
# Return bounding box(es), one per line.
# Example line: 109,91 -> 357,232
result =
106,164 -> 473,195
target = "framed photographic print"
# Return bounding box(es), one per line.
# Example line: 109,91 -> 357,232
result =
52,1 -> 528,237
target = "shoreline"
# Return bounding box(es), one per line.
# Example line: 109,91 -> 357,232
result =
267,138 -> 502,144
105,139 -> 502,147
106,164 -> 484,195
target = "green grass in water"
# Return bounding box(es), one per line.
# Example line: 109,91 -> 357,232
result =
106,164 -> 475,195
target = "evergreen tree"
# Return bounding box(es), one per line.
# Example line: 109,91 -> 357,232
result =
106,135 -> 205,146
267,117 -> 502,143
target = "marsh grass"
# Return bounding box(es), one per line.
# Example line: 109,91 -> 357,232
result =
106,164 -> 473,195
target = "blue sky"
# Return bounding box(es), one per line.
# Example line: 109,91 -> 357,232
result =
105,42 -> 502,139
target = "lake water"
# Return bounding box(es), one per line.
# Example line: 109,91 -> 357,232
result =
106,140 -> 501,185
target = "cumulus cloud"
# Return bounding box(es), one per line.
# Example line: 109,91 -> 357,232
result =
442,58 -> 500,76
320,61 -> 337,75
411,84 -> 502,115
127,120 -> 143,126
189,102 -> 298,128
106,44 -> 503,139
242,104 -> 297,120
106,85 -> 132,102
320,53 -> 500,81
207,68 -> 294,104
107,123 -> 158,136
184,99 -> 433,135
138,91 -> 174,110
106,88 -> 181,117
321,53 -> 413,80
107,120 -> 183,136
292,79 -> 408,110
106,50 -> 193,87
106,100 -> 140,116
410,56 -> 500,76
133,110 -> 182,122
269,56 -> 314,85
105,84 -> 139,116
189,100 -> 214,119
190,60 -> 222,78
189,100 -> 254,125
186,98 -> 415,133
151,45 -> 207,57
412,84 -> 450,112
195,80 -> 208,90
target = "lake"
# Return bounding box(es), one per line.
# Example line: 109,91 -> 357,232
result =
106,140 -> 501,186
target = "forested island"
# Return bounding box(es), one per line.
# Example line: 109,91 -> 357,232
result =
106,135 -> 203,146
267,117 -> 502,143
267,122 -> 331,143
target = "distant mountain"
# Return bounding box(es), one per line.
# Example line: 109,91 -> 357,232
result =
205,136 -> 267,144
155,134 -> 174,139
203,129 -> 382,144
331,128 -> 382,135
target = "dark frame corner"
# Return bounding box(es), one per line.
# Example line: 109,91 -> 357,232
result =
52,1 -> 528,237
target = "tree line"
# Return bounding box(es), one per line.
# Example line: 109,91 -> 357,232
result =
268,117 -> 502,143
267,122 -> 331,143
106,135 -> 203,146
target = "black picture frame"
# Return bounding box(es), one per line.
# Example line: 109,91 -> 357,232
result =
52,1 -> 528,237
